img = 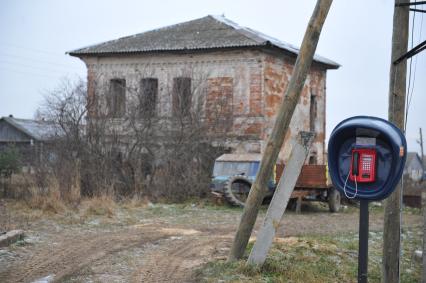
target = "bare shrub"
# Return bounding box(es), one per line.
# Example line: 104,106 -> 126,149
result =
29,70 -> 233,203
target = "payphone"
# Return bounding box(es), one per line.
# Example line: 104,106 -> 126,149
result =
328,116 -> 406,201
328,116 -> 406,283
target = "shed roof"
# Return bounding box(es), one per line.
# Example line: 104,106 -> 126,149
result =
68,15 -> 339,69
0,116 -> 61,142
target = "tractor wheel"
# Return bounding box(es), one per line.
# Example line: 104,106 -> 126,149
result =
328,187 -> 341,213
223,175 -> 252,207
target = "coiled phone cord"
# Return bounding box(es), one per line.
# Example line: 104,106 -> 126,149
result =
343,168 -> 357,199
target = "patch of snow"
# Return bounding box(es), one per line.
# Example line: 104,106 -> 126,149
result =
31,274 -> 54,283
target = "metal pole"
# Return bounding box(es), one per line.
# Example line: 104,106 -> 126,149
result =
358,199 -> 369,283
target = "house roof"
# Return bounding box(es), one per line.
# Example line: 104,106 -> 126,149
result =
68,15 -> 339,69
0,116 -> 61,142
405,152 -> 422,168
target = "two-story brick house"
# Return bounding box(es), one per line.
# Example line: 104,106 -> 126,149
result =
69,15 -> 339,165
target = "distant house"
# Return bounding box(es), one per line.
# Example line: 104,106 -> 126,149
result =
404,152 -> 423,182
68,15 -> 339,165
0,116 -> 60,170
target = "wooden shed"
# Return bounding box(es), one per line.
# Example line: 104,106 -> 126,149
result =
0,116 -> 60,170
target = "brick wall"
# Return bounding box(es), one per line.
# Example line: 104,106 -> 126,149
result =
81,49 -> 328,164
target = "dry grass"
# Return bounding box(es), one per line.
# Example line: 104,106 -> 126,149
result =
23,177 -> 66,214
121,195 -> 153,209
81,195 -> 116,218
26,194 -> 66,215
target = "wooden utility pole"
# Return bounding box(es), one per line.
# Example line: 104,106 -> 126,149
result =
382,1 -> 409,282
419,128 -> 424,165
227,0 -> 333,261
423,191 -> 426,283
419,128 -> 426,283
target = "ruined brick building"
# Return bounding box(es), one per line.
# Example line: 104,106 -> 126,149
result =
69,15 -> 339,165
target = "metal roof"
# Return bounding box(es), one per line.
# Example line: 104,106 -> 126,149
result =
216,153 -> 262,162
0,116 -> 61,141
68,15 -> 339,69
405,152 -> 422,168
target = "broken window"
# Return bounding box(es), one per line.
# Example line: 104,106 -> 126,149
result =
309,93 -> 317,132
309,153 -> 318,165
139,78 -> 158,117
172,77 -> 191,117
108,79 -> 126,118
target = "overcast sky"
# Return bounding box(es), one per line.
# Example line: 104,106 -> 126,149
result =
1,0 -> 425,154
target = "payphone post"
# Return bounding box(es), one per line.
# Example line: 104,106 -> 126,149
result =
328,116 -> 406,283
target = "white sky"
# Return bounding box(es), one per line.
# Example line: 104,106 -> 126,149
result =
0,0 -> 425,154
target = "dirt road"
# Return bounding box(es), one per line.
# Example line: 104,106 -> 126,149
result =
0,202 -> 421,282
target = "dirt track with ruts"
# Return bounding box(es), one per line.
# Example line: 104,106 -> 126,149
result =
0,202 -> 421,282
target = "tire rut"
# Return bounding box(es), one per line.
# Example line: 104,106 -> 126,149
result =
133,234 -> 231,283
1,228 -> 164,283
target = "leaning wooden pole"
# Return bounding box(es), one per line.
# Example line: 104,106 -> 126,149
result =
227,0 -> 333,261
382,1 -> 409,282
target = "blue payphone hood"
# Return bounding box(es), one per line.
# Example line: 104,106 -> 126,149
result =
328,116 -> 407,201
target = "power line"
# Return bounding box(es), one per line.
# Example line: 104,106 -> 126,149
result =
408,7 -> 424,109
0,41 -> 64,57
0,51 -> 83,70
0,65 -> 63,79
404,2 -> 424,130
0,59 -> 82,74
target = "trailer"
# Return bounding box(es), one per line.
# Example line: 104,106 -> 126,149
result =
210,154 -> 340,212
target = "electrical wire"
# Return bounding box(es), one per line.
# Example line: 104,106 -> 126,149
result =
0,41 -> 64,57
405,7 -> 424,129
0,51 -> 83,70
400,4 -> 425,280
404,4 -> 416,131
0,59 -> 82,74
0,65 -> 63,79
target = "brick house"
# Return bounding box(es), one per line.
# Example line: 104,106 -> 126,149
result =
69,15 -> 339,165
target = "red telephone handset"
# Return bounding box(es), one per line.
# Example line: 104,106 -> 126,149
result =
349,148 -> 376,183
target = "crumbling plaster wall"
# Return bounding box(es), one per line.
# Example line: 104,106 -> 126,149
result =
262,54 -> 326,165
81,49 -> 327,164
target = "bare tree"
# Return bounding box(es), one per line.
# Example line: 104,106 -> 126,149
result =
33,68 -> 234,202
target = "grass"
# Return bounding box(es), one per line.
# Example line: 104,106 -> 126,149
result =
2,197 -> 423,282
195,227 -> 422,283
81,195 -> 116,218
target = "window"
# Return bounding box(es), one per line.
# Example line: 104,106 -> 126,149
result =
108,79 -> 126,118
309,93 -> 317,132
309,153 -> 317,165
139,78 -> 158,117
172,77 -> 191,117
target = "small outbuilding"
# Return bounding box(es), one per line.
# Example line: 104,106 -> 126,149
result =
404,152 -> 423,182
0,116 -> 59,171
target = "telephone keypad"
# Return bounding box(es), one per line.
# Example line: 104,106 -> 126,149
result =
361,155 -> 372,171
